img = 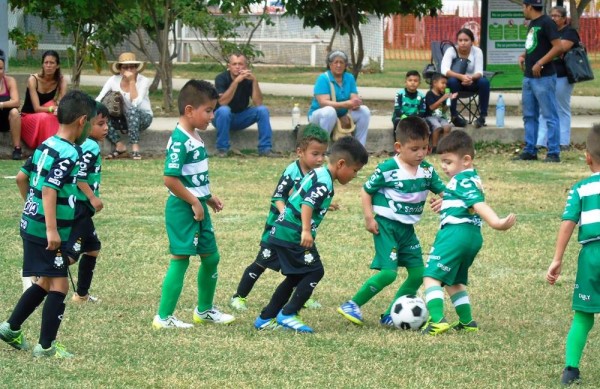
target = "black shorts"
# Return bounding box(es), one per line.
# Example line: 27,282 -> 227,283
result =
23,239 -> 70,277
64,205 -> 101,261
254,243 -> 281,271
271,243 -> 322,275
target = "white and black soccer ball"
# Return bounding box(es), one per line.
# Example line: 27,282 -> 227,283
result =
390,295 -> 428,330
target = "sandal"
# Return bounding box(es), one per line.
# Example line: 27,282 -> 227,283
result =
131,151 -> 142,160
106,149 -> 127,159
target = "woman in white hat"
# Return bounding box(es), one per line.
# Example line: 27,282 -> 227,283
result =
96,52 -> 153,160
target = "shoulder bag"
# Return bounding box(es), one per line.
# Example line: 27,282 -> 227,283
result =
442,40 -> 470,75
564,31 -> 594,84
326,72 -> 355,141
101,90 -> 125,117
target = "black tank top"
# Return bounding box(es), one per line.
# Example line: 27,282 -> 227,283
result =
21,75 -> 59,113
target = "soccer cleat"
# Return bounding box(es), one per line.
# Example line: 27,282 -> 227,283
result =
254,316 -> 281,331
337,300 -> 364,326
152,315 -> 194,330
229,296 -> 248,311
303,298 -> 322,309
421,318 -> 451,336
72,293 -> 100,303
379,314 -> 394,327
0,321 -> 30,351
32,341 -> 74,358
276,311 -> 313,333
451,320 -> 479,332
561,366 -> 581,386
193,306 -> 235,325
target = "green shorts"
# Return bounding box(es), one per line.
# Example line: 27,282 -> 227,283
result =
572,240 -> 600,313
423,223 -> 482,286
165,196 -> 217,256
371,216 -> 423,271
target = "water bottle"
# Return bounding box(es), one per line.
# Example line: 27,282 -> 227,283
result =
291,103 -> 301,129
445,88 -> 451,107
496,94 -> 505,128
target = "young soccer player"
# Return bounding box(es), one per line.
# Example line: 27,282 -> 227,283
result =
391,70 -> 426,132
546,124 -> 600,386
425,73 -> 455,154
422,130 -> 516,335
229,124 -> 329,312
67,102 -> 109,303
152,79 -> 235,329
338,116 -> 446,327
254,136 -> 369,332
0,90 -> 96,358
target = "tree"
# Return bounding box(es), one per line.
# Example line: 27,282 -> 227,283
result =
282,0 -> 444,78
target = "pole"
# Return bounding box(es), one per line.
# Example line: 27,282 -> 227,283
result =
0,0 -> 8,71
480,0 -> 488,69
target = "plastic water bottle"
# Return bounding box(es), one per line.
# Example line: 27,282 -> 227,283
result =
496,94 -> 505,128
445,88 -> 451,107
291,103 -> 301,129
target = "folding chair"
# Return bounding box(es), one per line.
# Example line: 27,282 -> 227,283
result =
428,41 -> 501,125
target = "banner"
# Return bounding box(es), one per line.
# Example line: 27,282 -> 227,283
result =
487,0 -> 526,64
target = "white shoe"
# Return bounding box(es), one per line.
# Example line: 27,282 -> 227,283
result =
152,315 -> 194,329
72,293 -> 100,303
193,306 -> 235,324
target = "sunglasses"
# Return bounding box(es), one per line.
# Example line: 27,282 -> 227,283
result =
120,64 -> 138,70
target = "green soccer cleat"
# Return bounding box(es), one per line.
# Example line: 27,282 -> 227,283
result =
32,341 -> 74,358
451,320 -> 479,332
421,318 -> 451,336
0,321 -> 30,351
229,296 -> 248,312
303,298 -> 322,309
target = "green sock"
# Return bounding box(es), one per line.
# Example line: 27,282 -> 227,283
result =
197,252 -> 220,312
384,266 -> 424,315
157,258 -> 190,319
565,311 -> 594,368
451,290 -> 472,324
425,286 -> 445,323
351,269 -> 397,307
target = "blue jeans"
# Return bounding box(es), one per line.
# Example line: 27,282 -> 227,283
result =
522,76 -> 560,156
536,76 -> 573,147
213,105 -> 273,153
447,76 -> 490,117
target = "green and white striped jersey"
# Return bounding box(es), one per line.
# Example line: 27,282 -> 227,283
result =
260,160 -> 305,244
563,172 -> 600,244
364,156 -> 445,224
439,169 -> 485,227
269,166 -> 334,247
76,138 -> 102,212
20,135 -> 82,244
164,125 -> 211,200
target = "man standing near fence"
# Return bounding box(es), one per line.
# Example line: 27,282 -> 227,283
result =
514,0 -> 563,163
213,53 -> 277,158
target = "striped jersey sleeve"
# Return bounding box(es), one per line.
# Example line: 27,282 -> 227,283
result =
76,138 -> 102,211
563,173 -> 600,244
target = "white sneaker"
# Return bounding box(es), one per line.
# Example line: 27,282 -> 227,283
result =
152,315 -> 194,330
72,293 -> 100,303
193,306 -> 235,324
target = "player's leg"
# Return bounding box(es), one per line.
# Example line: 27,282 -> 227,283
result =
73,252 -> 99,302
156,256 -> 190,319
276,269 -> 323,333
32,276 -> 72,357
383,265 -> 424,316
255,274 -> 302,330
231,244 -> 277,311
446,284 -> 477,331
562,310 -> 593,385
1,281 -> 47,351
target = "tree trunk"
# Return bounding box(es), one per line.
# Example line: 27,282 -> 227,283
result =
150,71 -> 160,92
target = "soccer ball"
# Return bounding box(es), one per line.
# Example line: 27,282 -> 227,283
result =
390,295 -> 428,330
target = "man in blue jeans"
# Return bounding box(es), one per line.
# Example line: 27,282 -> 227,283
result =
514,0 -> 563,163
213,53 -> 277,158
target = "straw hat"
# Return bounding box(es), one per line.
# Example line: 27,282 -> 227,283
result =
110,52 -> 146,75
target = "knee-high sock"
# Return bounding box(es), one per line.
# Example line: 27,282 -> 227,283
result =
39,291 -> 66,349
157,258 -> 190,319
8,284 -> 48,330
565,311 -> 594,368
234,262 -> 266,298
197,252 -> 220,312
384,266 -> 424,315
451,290 -> 472,324
76,254 -> 97,296
351,269 -> 397,307
260,275 -> 302,319
425,286 -> 445,323
282,269 -> 324,316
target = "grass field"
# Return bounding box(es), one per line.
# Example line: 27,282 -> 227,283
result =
0,150 -> 599,388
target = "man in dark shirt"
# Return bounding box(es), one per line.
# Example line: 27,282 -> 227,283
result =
514,0 -> 563,163
213,53 -> 276,157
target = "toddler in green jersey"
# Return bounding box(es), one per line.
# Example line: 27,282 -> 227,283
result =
229,124 -> 329,312
152,79 -> 235,330
66,102 -> 109,303
254,136 -> 369,332
338,116 -> 445,327
392,70 -> 426,134
0,90 -> 97,358
546,125 -> 600,386
422,130 -> 515,335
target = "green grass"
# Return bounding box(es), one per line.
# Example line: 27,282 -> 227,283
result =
0,150 -> 598,387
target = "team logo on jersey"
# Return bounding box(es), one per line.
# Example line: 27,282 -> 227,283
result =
304,251 -> 315,264
389,249 -> 397,261
72,238 -> 82,253
193,233 -> 199,247
261,248 -> 271,259
20,218 -> 28,230
422,166 -> 432,179
193,150 -> 200,160
54,250 -> 65,269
